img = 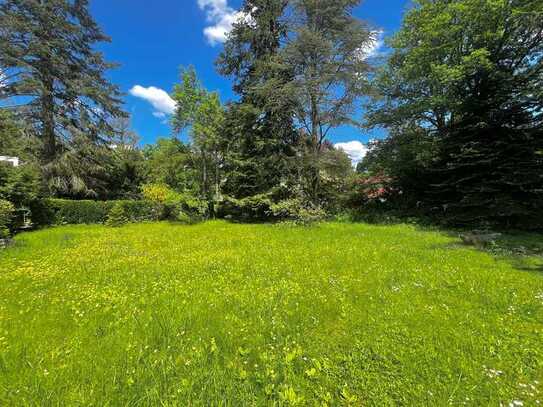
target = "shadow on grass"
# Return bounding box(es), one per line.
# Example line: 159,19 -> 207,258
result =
430,230 -> 543,274
357,213 -> 543,275
502,258 -> 543,274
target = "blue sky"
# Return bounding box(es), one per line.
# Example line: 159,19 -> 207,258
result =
91,0 -> 410,158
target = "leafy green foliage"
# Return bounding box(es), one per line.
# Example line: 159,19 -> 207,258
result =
277,0 -> 373,147
0,110 -> 39,161
43,198 -> 164,225
106,202 -> 128,227
217,194 -> 273,221
358,125 -> 437,207
171,66 -> 206,134
104,119 -> 148,200
142,183 -> 181,206
0,163 -> 41,208
117,201 -> 161,223
217,0 -> 298,201
41,135 -> 116,199
171,67 -> 226,211
175,210 -> 195,225
220,103 -> 297,200
269,198 -> 327,225
366,0 -> 543,229
46,199 -> 114,225
0,199 -> 15,238
142,183 -> 208,221
143,138 -> 197,194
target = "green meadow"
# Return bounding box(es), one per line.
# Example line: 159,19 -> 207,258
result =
0,221 -> 542,405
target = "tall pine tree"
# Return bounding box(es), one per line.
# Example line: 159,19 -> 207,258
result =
0,0 -> 125,163
217,0 -> 298,199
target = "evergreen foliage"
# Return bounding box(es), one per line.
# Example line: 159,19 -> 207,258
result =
1,0 -> 542,229
366,0 -> 543,228
217,0 -> 298,200
106,202 -> 128,227
0,199 -> 15,238
0,0 -> 125,162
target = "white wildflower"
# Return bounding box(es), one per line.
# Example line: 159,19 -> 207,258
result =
484,366 -> 504,378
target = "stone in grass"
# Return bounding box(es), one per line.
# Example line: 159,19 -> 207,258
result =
460,231 -> 502,248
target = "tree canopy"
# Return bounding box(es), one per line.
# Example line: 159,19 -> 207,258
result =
1,0 -> 541,229
0,0 -> 125,163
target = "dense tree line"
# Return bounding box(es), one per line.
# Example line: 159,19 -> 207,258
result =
363,0 -> 543,229
0,0 -> 541,229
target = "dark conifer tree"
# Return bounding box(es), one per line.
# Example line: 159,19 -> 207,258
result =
367,0 -> 543,228
0,0 -> 125,163
217,0 -> 298,199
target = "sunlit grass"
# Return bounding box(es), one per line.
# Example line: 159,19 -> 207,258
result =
0,221 -> 542,405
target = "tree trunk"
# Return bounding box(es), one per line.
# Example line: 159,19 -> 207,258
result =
41,74 -> 56,162
310,93 -> 320,202
215,160 -> 220,199
202,152 -> 208,197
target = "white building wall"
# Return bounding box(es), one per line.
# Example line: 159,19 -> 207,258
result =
0,156 -> 20,167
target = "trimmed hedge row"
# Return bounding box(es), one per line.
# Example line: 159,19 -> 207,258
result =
38,199 -> 163,225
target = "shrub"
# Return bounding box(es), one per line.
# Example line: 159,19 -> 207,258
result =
348,174 -> 397,206
175,210 -> 194,225
0,163 -> 41,208
217,194 -> 273,221
142,183 -> 181,220
178,193 -> 208,219
142,183 -> 180,205
0,199 -> 15,238
106,202 -> 129,227
120,200 -> 162,222
37,198 -> 182,226
32,196 -> 207,226
142,183 -> 208,221
46,199 -> 113,224
269,198 -> 327,225
0,164 -> 44,229
28,199 -> 56,227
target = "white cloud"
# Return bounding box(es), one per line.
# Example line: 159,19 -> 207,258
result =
357,30 -> 385,60
335,140 -> 368,166
129,85 -> 177,116
0,68 -> 6,90
152,111 -> 167,119
197,0 -> 254,45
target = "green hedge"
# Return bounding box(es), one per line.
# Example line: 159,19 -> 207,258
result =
47,199 -> 113,224
40,199 -> 163,225
117,200 -> 163,223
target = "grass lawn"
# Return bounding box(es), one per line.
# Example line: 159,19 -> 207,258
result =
0,221 -> 542,405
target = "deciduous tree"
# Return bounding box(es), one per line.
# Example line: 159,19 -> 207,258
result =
366,0 -> 543,228
264,0 -> 375,200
